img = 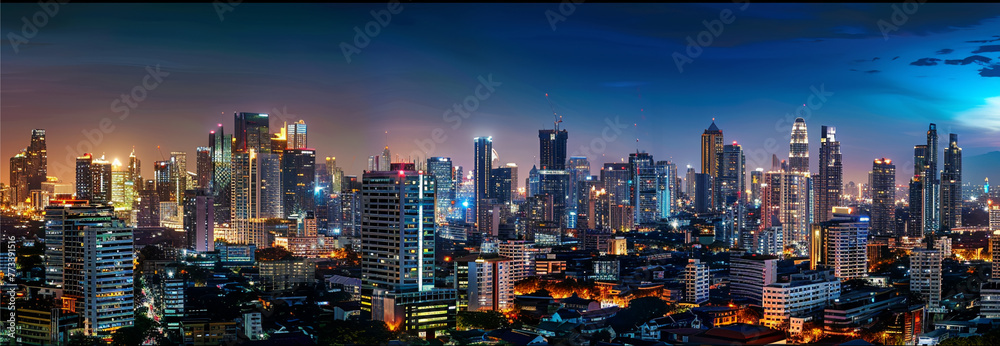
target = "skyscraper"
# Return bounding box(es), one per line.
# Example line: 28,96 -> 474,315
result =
9,151 -> 29,205
701,120 -> 724,210
871,158 -> 896,236
789,118 -> 809,174
76,154 -> 112,204
234,112 -> 270,154
210,125 -> 232,225
601,163 -> 631,207
110,159 -> 135,222
170,152 -> 188,203
940,133 -> 962,230
184,189 -> 215,252
629,152 -> 657,224
567,156 -> 590,225
908,145 -> 927,237
286,119 -> 308,149
750,168 -> 764,207
684,259 -> 709,304
762,171 -> 811,251
655,160 -> 676,219
44,203 -> 134,336
538,169 -> 571,228
360,170 -> 456,333
474,137 -> 493,230
195,146 -> 212,189
490,165 -> 515,205
809,210 -> 869,280
538,129 -> 568,170
327,157 -> 344,194
153,160 -> 174,202
717,142 -> 746,207
281,149 -> 316,217
380,145 -> 391,172
816,125 -> 842,222
923,123 -> 940,232
427,157 -> 454,225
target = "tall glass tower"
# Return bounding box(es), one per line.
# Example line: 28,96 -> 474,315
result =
788,117 -> 809,174
816,125 -> 842,222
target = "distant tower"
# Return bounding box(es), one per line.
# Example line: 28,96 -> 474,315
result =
539,129 -> 568,170
871,158 -> 896,236
474,137 -> 493,231
923,124 -> 940,232
789,118 -> 809,174
816,125 -> 843,222
940,133 -> 962,230
701,120 -> 724,210
286,120 -> 308,149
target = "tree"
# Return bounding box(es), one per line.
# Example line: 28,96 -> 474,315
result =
111,312 -> 159,346
607,296 -> 669,331
592,329 -> 613,343
67,333 -> 108,346
316,318 -> 397,345
457,310 -> 511,330
256,246 -> 294,261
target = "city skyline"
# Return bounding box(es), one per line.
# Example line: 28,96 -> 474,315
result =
3,3 -> 1000,187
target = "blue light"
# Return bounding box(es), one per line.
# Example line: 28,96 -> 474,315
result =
859,217 -> 870,222
462,201 -> 469,208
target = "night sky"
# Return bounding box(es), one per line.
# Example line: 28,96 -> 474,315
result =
2,3 -> 999,187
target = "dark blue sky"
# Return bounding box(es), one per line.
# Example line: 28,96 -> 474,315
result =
2,3 -> 999,186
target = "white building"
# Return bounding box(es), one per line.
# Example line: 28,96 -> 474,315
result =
753,226 -> 784,256
466,256 -> 515,311
608,237 -> 628,255
989,205 -> 1000,231
979,282 -> 1000,319
498,240 -> 549,282
911,247 -> 944,311
821,213 -> 869,280
762,269 -> 841,328
730,251 -> 778,306
242,312 -> 263,340
684,259 -> 709,304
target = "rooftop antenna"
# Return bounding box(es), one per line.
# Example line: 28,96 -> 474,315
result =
545,93 -> 562,131
156,146 -> 166,161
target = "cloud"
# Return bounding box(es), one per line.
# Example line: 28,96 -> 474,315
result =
944,55 -> 992,65
972,45 -> 1000,53
911,58 -> 941,66
864,70 -> 880,74
957,96 -> 1000,131
602,81 -> 651,88
980,64 -> 1000,77
967,37 -> 1000,43
936,48 -> 954,54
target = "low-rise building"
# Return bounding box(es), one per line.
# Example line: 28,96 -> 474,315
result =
762,269 -> 841,328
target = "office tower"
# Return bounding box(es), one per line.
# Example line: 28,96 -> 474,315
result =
871,158 -> 896,236
170,152 -> 188,204
231,151 -> 278,247
360,170 -> 456,333
526,165 -> 539,197
908,145 -> 927,237
490,165 -> 514,205
459,255 -> 514,311
210,126 -> 233,225
234,112 -> 270,153
281,148 -> 316,217
44,203 -> 134,336
367,155 -> 378,171
110,159 -> 135,219
9,151 -> 29,205
153,160 -> 173,202
75,154 -> 112,204
762,171 -> 811,250
923,124 -> 940,232
750,168 -> 764,206
327,157 -> 344,194
271,128 -> 287,154
379,145 -> 391,172
184,189 -> 215,252
701,120 -> 724,209
789,117 -> 809,174
427,157 -> 455,225
629,152 -> 657,224
940,133 -> 962,230
990,204 -> 1000,231
25,129 -> 47,192
810,210 -> 869,280
684,259 -> 709,304
717,143 -> 746,207
761,270 -> 840,328
693,173 -> 713,213
567,157 -> 590,223
730,251 -> 779,306
195,147 -> 211,189
127,148 -> 141,189
911,240 -> 943,311
539,128 -> 568,170
753,227 -> 784,255
286,119 -> 307,149
474,137 -> 493,230
685,166 -> 696,196
656,161 -> 676,219
538,169 -> 570,228
601,163 -> 631,208
137,188 -> 160,227
816,126 -> 843,222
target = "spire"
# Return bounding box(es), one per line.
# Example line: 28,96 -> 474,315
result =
706,119 -> 720,133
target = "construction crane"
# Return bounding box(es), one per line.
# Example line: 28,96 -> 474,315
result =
545,93 -> 562,131
156,145 -> 166,161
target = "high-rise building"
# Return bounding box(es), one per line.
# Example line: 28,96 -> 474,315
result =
27,129 -> 47,191
730,251 -> 779,306
816,126 -> 843,222
170,151 -> 188,204
762,171 -> 811,251
601,163 -> 631,207
684,259 -> 709,304
629,152 -> 658,224
810,210 -> 868,280
655,161 -> 676,219
234,112 -> 270,154
490,165 -> 515,205
286,120 -> 307,149
75,154 -> 112,204
379,146 -> 391,172
685,166 -> 696,197
195,147 -> 212,189
526,165 -> 539,198
474,137 -> 493,231
281,148 -> 316,218
210,125 -> 233,225
539,129 -> 568,170
567,157 -> 590,225
694,173 -> 713,214
701,120 -> 724,210
538,169 -> 570,228
427,157 -> 455,225
871,158 -> 896,236
9,151 -> 30,205
750,168 -> 764,207
923,124 -> 940,232
789,118 -> 809,174
761,269 -> 840,328
911,241 -> 943,311
360,169 -> 456,334
459,255 -> 514,312
110,159 -> 135,221
717,143 -> 746,208
940,133 -> 962,230
137,187 -> 160,227
184,189 -> 215,252
44,203 -> 134,336
908,145 -> 927,237
153,160 -> 174,202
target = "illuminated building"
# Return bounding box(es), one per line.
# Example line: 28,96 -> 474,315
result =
629,151 -> 658,224
810,210 -> 869,280
286,119 -> 307,149
110,159 -> 135,223
75,154 -> 112,204
209,125 -> 232,225
762,170 -> 811,251
427,157 -> 455,225
940,133 -> 962,230
923,124 -> 940,233
730,251 -> 778,306
761,269 -> 840,328
816,125 -> 843,223
788,117 -> 808,174
701,120 -> 724,210
684,259 -> 709,304
183,189 -> 215,252
871,158 -> 896,236
456,254 -> 514,311
474,137 -> 493,231
281,148 -> 316,218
